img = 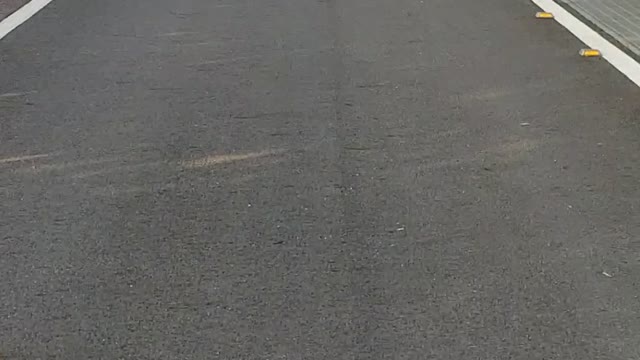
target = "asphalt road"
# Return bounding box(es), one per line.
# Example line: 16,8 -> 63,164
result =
0,0 -> 27,20
2,0 -> 640,358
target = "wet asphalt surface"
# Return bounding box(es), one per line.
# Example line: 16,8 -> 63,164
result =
2,0 -> 640,358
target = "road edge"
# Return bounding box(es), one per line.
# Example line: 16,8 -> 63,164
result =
531,0 -> 640,88
0,0 -> 53,41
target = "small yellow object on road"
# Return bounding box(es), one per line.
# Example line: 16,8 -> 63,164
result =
579,49 -> 602,57
535,12 -> 554,19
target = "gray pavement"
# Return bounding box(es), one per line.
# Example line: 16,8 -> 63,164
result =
2,0 -> 640,358
560,0 -> 640,56
0,0 -> 27,20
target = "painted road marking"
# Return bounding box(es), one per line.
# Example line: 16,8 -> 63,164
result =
532,0 -> 640,88
0,0 -> 53,41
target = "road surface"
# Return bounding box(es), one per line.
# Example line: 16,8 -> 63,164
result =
0,0 -> 27,20
2,0 -> 640,358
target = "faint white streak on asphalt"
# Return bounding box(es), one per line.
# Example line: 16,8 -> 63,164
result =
0,154 -> 48,164
181,149 -> 284,169
19,157 -> 120,175
158,32 -> 198,37
190,47 -> 333,67
0,91 -> 37,98
0,0 -> 53,41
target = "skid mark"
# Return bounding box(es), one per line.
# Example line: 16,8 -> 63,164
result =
0,153 -> 48,164
181,149 -> 284,169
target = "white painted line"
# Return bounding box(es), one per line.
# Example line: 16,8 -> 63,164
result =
532,0 -> 640,88
0,0 -> 53,41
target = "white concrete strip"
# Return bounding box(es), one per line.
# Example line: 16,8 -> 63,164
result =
532,0 -> 640,88
0,0 -> 53,41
